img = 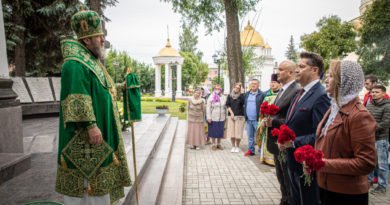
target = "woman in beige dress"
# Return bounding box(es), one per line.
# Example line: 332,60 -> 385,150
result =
186,89 -> 206,149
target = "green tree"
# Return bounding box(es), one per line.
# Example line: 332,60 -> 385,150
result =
357,0 -> 390,84
162,0 -> 261,91
218,45 -> 260,77
285,35 -> 298,63
242,46 -> 261,75
179,21 -> 203,60
105,49 -> 154,94
212,76 -> 225,91
2,0 -> 117,76
180,51 -> 209,89
300,15 -> 357,70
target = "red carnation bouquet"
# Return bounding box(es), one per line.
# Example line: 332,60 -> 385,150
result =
257,102 -> 280,146
294,145 -> 326,186
260,101 -> 279,116
271,124 -> 296,163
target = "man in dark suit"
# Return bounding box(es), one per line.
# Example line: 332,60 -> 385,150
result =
279,52 -> 330,205
263,60 -> 300,205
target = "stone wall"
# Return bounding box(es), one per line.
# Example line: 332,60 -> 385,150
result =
11,77 -> 60,115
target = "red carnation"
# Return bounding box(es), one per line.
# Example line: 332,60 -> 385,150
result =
260,101 -> 270,115
294,146 -> 326,186
273,124 -> 296,163
269,104 -> 280,115
271,128 -> 280,136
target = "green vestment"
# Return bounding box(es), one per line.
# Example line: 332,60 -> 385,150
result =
123,73 -> 142,122
55,39 -> 131,203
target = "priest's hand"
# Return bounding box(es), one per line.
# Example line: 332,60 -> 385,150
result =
88,126 -> 103,146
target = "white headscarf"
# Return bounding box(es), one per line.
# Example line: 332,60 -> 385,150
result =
323,60 -> 364,136
201,86 -> 210,97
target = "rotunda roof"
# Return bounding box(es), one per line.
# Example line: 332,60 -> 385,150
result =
157,39 -> 180,57
240,21 -> 265,47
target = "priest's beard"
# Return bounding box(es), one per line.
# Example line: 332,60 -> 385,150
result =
90,44 -> 106,60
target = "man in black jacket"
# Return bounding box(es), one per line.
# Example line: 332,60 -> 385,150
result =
244,79 -> 266,156
263,60 -> 300,205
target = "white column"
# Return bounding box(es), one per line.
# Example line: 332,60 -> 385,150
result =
0,3 -> 9,78
164,64 -> 171,98
155,64 -> 161,97
176,64 -> 182,97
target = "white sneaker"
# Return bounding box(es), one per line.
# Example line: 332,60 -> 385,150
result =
231,147 -> 235,153
235,147 -> 240,153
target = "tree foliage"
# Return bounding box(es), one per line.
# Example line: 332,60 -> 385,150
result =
105,49 -> 154,94
179,21 -> 203,60
357,0 -> 390,84
212,75 -> 225,91
285,35 -> 298,63
162,0 -> 261,91
219,45 -> 260,75
180,51 -> 209,88
300,15 -> 357,70
2,0 -> 117,76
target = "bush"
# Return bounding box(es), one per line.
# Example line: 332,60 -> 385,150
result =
179,103 -> 186,112
175,99 -> 188,104
141,97 -> 173,102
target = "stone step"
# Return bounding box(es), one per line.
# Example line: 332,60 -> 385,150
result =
157,120 -> 186,205
120,114 -> 172,204
0,153 -> 31,185
126,117 -> 179,205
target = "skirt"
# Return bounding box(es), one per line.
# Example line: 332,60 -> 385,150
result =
186,122 -> 206,146
227,117 -> 245,139
208,121 -> 225,139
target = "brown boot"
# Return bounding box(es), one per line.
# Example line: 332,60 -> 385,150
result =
212,145 -> 217,151
217,145 -> 223,150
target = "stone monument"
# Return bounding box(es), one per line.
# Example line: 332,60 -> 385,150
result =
0,3 -> 31,185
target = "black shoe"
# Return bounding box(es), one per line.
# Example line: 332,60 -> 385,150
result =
371,186 -> 386,194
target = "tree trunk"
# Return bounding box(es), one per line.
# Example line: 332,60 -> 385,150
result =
224,0 -> 244,91
88,0 -> 102,15
14,14 -> 25,76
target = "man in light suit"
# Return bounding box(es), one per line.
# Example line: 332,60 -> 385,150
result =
279,52 -> 330,205
263,60 -> 300,205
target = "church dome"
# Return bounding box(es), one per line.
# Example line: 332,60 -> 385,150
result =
157,39 -> 180,57
264,43 -> 271,49
240,21 -> 265,47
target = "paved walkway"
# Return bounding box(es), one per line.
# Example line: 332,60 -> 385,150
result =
183,134 -> 390,205
183,138 -> 281,205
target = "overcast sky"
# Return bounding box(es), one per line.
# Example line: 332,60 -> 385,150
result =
105,0 -> 361,67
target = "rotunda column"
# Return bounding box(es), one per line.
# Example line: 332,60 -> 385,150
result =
164,64 -> 170,98
155,64 -> 161,97
176,64 -> 182,97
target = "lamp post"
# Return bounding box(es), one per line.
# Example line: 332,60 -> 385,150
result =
212,54 -> 221,84
113,61 -> 119,84
184,74 -> 190,96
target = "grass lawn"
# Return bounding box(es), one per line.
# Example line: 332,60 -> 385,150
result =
117,101 -> 187,120
141,101 -> 187,119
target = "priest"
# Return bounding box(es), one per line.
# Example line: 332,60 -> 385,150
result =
56,8 -> 131,205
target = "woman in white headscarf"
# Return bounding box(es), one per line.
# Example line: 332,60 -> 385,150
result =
186,89 -> 206,149
314,60 -> 376,205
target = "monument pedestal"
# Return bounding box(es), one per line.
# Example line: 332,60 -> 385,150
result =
0,78 -> 31,185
